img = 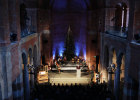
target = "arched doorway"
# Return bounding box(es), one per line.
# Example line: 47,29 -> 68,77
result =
112,49 -> 117,66
22,53 -> 30,100
111,49 -> 117,90
120,55 -> 125,83
103,46 -> 109,82
28,48 -> 34,90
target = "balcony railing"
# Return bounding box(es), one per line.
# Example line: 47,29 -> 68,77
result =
21,28 -> 36,38
105,26 -> 128,39
131,41 -> 140,46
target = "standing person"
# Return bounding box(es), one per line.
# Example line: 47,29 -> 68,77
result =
63,56 -> 67,64
90,65 -> 94,82
56,62 -> 61,73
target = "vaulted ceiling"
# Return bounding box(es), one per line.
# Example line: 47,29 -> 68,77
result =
38,0 -> 104,11
20,0 -> 105,10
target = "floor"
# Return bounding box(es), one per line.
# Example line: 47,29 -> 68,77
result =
48,70 -> 91,85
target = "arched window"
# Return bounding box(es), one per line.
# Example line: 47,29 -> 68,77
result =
115,3 -> 129,32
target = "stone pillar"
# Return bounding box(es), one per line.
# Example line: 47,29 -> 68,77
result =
100,32 -> 104,70
30,67 -> 34,89
0,84 -> 2,100
127,0 -> 135,41
107,48 -> 113,90
114,54 -> 123,100
138,71 -> 140,100
12,75 -> 19,100
108,66 -> 113,91
0,47 -> 13,100
123,44 -> 132,100
38,34 -> 41,65
23,65 -> 30,100
5,49 -> 13,99
108,73 -> 112,90
1,51 -> 8,99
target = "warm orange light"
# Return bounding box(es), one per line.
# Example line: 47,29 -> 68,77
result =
100,69 -> 108,83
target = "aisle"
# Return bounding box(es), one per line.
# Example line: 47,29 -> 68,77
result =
49,71 -> 91,85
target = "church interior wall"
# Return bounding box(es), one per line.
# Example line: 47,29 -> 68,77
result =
0,0 -> 140,100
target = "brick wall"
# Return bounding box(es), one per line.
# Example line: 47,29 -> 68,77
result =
21,35 -> 38,51
11,44 -> 20,82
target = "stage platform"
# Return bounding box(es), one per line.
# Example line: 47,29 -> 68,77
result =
48,71 -> 91,85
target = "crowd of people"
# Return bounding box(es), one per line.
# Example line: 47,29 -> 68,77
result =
31,83 -> 113,100
53,56 -> 86,65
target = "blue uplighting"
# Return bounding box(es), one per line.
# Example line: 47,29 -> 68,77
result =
75,42 -> 86,60
52,42 -> 64,59
83,49 -> 86,60
58,42 -> 64,57
53,0 -> 67,10
53,49 -> 56,59
75,42 -> 80,56
53,41 -> 86,60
